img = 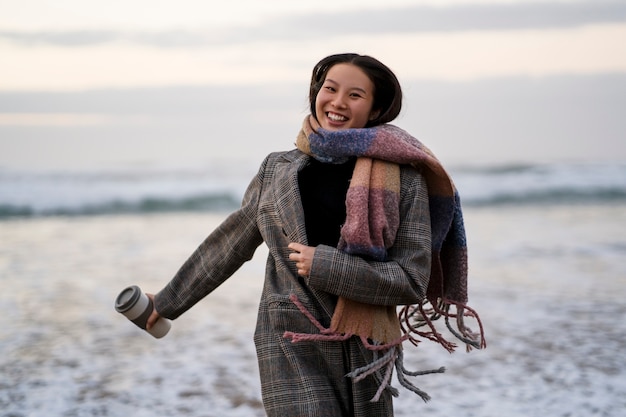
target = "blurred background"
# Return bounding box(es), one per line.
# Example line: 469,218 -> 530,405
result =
1,1 -> 625,416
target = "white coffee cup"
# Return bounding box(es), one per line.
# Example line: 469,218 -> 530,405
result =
115,285 -> 171,338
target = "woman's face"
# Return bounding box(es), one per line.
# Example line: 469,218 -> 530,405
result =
315,63 -> 378,131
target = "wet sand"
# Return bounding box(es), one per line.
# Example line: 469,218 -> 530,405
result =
1,205 -> 625,416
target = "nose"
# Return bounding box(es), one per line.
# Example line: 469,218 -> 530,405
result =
331,94 -> 347,109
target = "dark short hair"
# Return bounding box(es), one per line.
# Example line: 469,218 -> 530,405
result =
309,53 -> 403,127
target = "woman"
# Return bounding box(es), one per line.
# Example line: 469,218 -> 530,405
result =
147,53 -> 483,417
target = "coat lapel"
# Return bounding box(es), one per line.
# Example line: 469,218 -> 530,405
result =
272,150 -> 337,319
272,150 -> 310,246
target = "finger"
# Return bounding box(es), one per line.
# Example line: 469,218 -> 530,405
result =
145,293 -> 159,330
288,242 -> 303,252
146,310 -> 159,330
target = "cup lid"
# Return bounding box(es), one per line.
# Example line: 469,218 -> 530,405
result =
115,285 -> 142,313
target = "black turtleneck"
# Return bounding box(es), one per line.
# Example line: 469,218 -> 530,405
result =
298,157 -> 356,247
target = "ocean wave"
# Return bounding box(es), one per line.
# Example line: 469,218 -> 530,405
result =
461,186 -> 626,206
0,194 -> 240,218
0,167 -> 249,218
452,161 -> 626,206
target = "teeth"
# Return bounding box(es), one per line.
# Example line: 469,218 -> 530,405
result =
328,112 -> 347,121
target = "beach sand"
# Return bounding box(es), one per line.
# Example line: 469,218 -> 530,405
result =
1,204 -> 625,416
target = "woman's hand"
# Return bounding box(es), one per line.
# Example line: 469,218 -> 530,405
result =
146,293 -> 161,331
288,242 -> 316,277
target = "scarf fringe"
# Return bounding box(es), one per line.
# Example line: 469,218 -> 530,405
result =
395,349 -> 446,403
283,294 -> 408,350
284,294 -> 450,403
399,299 -> 487,352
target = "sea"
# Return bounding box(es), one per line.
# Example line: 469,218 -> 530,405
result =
1,159 -> 625,417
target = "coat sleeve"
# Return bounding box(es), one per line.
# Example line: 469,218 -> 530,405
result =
154,158 -> 267,320
306,166 -> 431,307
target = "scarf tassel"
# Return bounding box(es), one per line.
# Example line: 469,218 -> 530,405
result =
284,294 -> 446,403
283,294 -> 408,350
399,303 -> 457,353
347,345 -> 446,403
399,299 -> 487,353
431,300 -> 487,351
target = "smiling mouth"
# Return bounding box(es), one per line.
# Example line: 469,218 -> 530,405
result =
327,112 -> 347,122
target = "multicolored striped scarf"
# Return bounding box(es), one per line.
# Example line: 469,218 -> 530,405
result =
284,116 -> 486,402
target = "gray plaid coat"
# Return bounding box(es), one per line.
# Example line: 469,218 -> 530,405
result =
155,149 -> 432,417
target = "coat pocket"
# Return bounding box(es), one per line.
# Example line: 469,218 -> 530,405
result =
265,292 -> 323,336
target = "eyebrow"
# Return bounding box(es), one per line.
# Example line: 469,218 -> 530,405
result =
324,78 -> 369,95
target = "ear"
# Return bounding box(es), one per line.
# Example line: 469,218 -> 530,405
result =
369,109 -> 380,121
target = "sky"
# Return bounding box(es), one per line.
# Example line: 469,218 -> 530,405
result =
1,0 -> 625,169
